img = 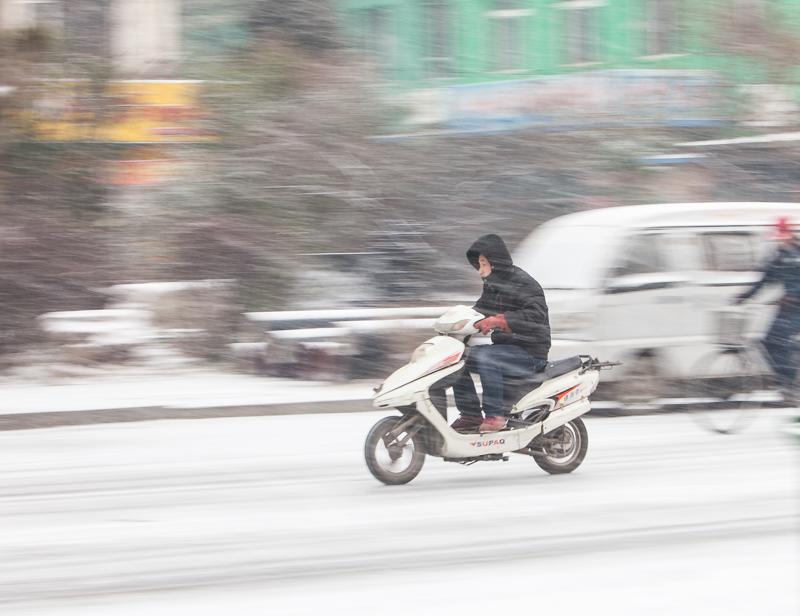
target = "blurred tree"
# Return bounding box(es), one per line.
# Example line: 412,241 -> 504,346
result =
0,22 -> 116,360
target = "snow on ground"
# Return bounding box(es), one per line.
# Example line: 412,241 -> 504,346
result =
24,533 -> 791,616
0,371 -> 378,415
0,408 -> 797,615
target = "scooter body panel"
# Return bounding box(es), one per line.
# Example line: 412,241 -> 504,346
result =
414,396 -> 592,458
514,370 -> 599,417
372,336 -> 465,409
542,398 -> 593,435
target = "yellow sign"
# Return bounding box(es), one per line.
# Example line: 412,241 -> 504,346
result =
104,148 -> 184,185
17,80 -> 217,143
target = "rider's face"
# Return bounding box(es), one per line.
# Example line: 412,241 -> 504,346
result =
478,254 -> 492,279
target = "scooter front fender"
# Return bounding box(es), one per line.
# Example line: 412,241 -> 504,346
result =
373,361 -> 465,409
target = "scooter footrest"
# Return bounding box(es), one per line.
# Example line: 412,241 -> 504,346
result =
444,454 -> 509,464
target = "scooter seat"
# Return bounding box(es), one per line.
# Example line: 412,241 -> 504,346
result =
503,356 -> 584,410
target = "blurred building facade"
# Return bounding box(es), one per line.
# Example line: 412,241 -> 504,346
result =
0,0 -> 248,74
342,0 -> 689,82
2,1 -> 797,128
111,0 -> 181,74
335,0 -> 800,132
0,0 -> 174,73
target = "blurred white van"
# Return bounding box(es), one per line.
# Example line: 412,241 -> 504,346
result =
514,202 -> 800,400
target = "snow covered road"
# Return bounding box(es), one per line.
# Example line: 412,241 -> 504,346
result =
1,409 -> 798,615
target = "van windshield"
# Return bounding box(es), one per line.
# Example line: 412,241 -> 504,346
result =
514,225 -> 620,289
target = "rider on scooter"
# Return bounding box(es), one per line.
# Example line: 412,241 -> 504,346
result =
451,234 -> 551,432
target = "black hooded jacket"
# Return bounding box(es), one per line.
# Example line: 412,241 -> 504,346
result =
467,234 -> 551,359
738,243 -> 800,303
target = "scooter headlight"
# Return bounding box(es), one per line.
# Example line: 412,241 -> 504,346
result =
451,319 -> 470,331
436,318 -> 470,333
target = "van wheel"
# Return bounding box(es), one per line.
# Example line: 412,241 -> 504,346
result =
617,353 -> 666,411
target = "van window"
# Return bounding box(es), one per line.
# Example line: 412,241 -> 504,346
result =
661,234 -> 705,271
615,234 -> 666,276
702,232 -> 757,272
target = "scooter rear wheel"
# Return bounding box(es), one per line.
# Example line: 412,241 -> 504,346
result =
365,416 -> 426,485
530,417 -> 588,474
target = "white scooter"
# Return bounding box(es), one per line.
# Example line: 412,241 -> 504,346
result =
365,305 -> 618,484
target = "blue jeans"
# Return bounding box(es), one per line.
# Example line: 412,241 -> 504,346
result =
453,345 -> 547,418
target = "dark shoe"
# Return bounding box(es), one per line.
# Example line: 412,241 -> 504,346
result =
479,416 -> 507,432
451,414 -> 483,431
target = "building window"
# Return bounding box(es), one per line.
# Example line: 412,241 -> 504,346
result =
424,1 -> 453,78
363,8 -> 396,72
488,1 -> 532,71
556,1 -> 603,64
645,0 -> 679,56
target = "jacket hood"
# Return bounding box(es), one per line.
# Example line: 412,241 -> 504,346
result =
467,234 -> 513,270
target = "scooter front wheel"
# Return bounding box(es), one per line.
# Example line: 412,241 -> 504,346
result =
365,416 -> 426,485
530,417 -> 588,474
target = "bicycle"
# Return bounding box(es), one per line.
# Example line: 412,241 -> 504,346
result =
685,307 -> 776,435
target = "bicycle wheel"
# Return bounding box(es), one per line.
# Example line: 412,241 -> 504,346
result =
685,347 -> 766,434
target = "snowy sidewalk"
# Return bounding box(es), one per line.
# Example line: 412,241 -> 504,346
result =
0,370 -> 380,430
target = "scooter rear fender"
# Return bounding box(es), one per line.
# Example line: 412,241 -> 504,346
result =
514,369 -> 599,417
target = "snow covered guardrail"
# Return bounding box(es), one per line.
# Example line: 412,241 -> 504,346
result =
39,280 -> 235,369
246,306 -> 450,327
242,307 -> 452,379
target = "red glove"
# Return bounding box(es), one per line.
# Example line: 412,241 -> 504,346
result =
476,314 -> 511,335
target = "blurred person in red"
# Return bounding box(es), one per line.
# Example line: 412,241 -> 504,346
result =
451,234 -> 551,432
736,217 -> 800,389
